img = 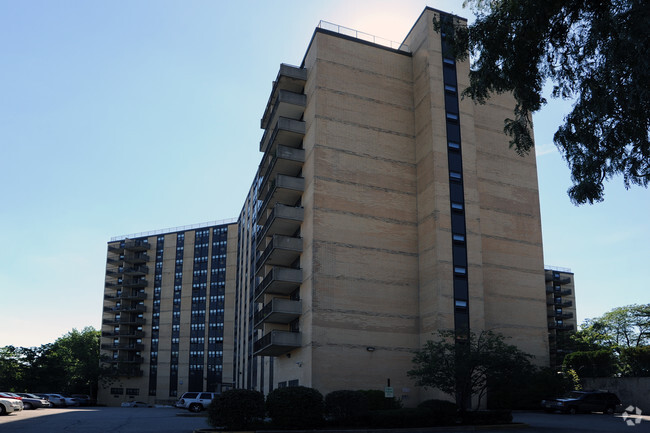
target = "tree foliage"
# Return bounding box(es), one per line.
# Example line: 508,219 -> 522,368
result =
567,304 -> 650,377
438,0 -> 649,204
0,327 -> 103,396
573,304 -> 650,349
407,330 -> 533,410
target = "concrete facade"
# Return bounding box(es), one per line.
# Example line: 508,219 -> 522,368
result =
98,222 -> 238,407
236,8 -> 550,405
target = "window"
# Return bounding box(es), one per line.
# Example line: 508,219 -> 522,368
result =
455,300 -> 468,308
449,171 -> 462,180
453,234 -> 465,243
454,266 -> 467,275
126,388 -> 139,396
110,388 -> 124,395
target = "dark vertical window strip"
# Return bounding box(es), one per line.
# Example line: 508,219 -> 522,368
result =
206,225 -> 228,392
440,13 -> 471,410
440,13 -> 470,336
169,232 -> 184,397
148,235 -> 164,396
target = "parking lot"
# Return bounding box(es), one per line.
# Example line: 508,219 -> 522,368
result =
0,406 -> 210,433
0,407 -> 648,433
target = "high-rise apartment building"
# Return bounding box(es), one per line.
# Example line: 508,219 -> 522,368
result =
98,221 -> 238,406
544,267 -> 577,367
233,7 -> 550,405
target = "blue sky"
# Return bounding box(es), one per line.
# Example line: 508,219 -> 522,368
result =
1,1 -> 647,348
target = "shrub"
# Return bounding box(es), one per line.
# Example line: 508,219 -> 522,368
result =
324,390 -> 368,426
417,399 -> 458,425
266,386 -> 324,429
207,389 -> 265,430
358,389 -> 402,410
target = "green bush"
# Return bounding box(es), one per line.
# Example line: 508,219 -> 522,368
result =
266,386 -> 324,429
358,389 -> 402,410
461,410 -> 512,425
324,390 -> 368,426
207,389 -> 265,430
417,399 -> 458,425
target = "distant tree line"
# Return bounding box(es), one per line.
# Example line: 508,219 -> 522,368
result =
563,304 -> 650,377
0,327 -> 103,397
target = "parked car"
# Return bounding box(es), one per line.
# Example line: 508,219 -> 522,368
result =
38,394 -> 73,407
15,393 -> 51,409
542,390 -> 621,414
71,394 -> 95,406
0,392 -> 22,401
0,397 -> 23,415
174,392 -> 217,412
121,401 -> 150,408
34,393 -> 65,407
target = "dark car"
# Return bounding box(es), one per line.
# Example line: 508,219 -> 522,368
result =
15,393 -> 51,409
542,390 -> 621,414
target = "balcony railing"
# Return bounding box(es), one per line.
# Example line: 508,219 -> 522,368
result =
104,367 -> 144,377
254,298 -> 302,329
101,343 -> 144,351
255,235 -> 302,274
101,330 -> 145,338
256,204 -> 304,245
102,317 -> 146,326
257,175 -> 305,222
103,304 -> 146,313
253,330 -> 301,357
259,145 -> 305,195
254,267 -> 302,301
104,291 -> 147,301
260,117 -> 305,153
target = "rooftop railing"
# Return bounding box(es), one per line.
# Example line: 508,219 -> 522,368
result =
110,218 -> 237,242
318,20 -> 410,53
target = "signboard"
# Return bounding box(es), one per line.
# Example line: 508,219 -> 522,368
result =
384,387 -> 394,398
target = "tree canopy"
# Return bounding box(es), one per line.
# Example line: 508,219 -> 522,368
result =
439,0 -> 649,204
0,327 -> 104,396
566,304 -> 650,377
407,330 -> 533,409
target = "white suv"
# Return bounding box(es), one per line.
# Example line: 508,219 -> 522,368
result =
174,392 -> 217,412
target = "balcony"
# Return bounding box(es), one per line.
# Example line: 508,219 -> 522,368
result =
253,330 -> 301,357
123,253 -> 149,264
254,298 -> 302,329
102,317 -> 146,326
101,343 -> 144,351
258,175 -> 305,223
103,304 -> 146,314
547,299 -> 572,307
104,291 -> 147,301
123,266 -> 149,276
101,330 -> 145,338
548,323 -> 575,331
260,64 -> 307,131
261,90 -> 306,140
121,279 -> 148,289
260,117 -> 306,154
104,367 -> 144,377
259,145 -> 305,193
123,240 -> 151,251
256,204 -> 304,244
254,267 -> 302,301
107,356 -> 144,364
256,235 -> 302,274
